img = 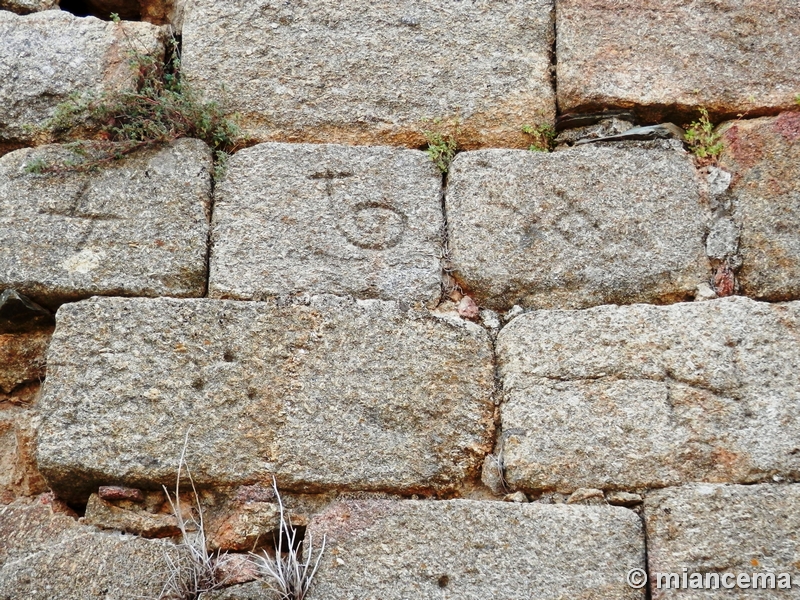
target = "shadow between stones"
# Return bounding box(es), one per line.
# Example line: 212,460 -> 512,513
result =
60,0 -> 142,21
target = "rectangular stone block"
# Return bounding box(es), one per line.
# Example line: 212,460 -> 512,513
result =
496,296 -> 800,493
446,144 -> 710,310
204,499 -> 645,599
298,499 -> 644,600
0,497 -> 186,599
557,0 -> 800,121
0,11 -> 164,151
719,113 -> 800,301
38,296 -> 495,501
182,0 -> 556,149
0,139 -> 212,307
209,143 -> 443,307
645,484 -> 800,598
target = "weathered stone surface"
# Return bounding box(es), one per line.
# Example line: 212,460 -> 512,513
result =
645,484 -> 800,598
209,143 -> 443,307
497,296 -> 800,493
0,496 -> 186,598
557,0 -> 800,122
298,499 -> 644,599
0,139 -> 212,308
0,11 -> 164,150
0,0 -> 57,15
98,485 -> 144,502
446,143 -> 710,310
182,0 -> 555,149
84,493 -> 180,538
0,331 -> 50,394
38,296 -> 495,501
0,405 -> 46,503
719,113 -> 800,301
205,501 -> 279,551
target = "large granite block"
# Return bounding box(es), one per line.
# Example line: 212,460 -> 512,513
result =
181,0 -> 556,148
210,143 -> 443,306
719,112 -> 800,301
203,499 -> 644,600
496,296 -> 800,493
38,296 -> 495,501
0,10 -> 164,151
557,0 -> 800,121
645,484 -> 800,598
0,497 -> 186,599
0,139 -> 212,307
446,144 -> 710,310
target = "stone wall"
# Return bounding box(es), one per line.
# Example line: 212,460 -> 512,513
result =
1,1 -> 799,598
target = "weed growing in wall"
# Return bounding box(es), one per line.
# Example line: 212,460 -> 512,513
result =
422,116 -> 460,173
158,433 -> 240,599
424,131 -> 458,174
684,107 -> 723,163
521,123 -> 555,152
34,18 -> 241,176
250,477 -> 326,600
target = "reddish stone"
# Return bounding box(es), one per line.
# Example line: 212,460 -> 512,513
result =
458,296 -> 480,320
98,485 -> 144,502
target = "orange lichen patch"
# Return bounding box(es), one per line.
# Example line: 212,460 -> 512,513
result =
710,448 -> 748,476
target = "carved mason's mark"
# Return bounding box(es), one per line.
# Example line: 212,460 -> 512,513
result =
336,201 -> 408,250
309,170 -> 354,180
36,177 -> 120,221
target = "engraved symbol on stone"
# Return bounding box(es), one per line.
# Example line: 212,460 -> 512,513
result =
337,201 -> 408,250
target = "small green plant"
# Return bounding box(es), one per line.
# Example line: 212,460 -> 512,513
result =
684,107 -> 723,162
424,130 -> 458,174
795,94 -> 800,107
521,123 -> 555,152
23,157 -> 47,174
421,115 -> 460,174
37,25 -> 240,176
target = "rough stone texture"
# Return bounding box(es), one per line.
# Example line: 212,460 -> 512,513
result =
446,143 -> 710,310
719,113 -> 800,301
205,501 -> 279,551
83,493 -> 180,538
496,296 -> 800,493
645,484 -> 800,599
0,11 -> 164,151
38,296 -> 495,501
298,499 -> 644,599
0,405 -> 46,503
0,496 -> 186,598
557,0 -> 800,122
0,331 -> 50,394
182,0 -> 556,149
210,143 -> 443,307
0,139 -> 213,308
0,0 -> 57,15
